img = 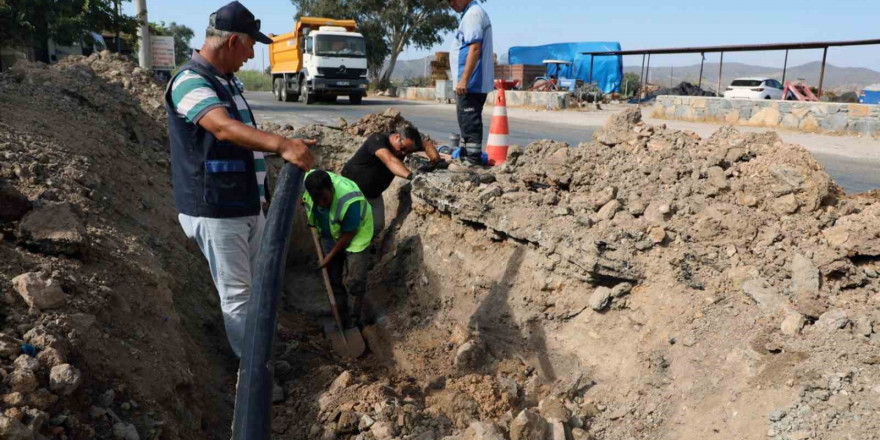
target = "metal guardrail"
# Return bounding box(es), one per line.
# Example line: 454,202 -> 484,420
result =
583,38 -> 880,101
232,163 -> 304,440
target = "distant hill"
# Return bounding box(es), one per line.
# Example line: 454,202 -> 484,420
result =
389,56 -> 880,93
623,61 -> 880,94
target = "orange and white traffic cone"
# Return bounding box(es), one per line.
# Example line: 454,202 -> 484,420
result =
485,87 -> 510,166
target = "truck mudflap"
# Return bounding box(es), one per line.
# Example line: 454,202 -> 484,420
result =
231,163 -> 304,440
312,77 -> 369,95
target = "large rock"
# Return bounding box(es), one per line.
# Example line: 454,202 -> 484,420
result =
816,309 -> 849,332
11,272 -> 67,311
0,414 -> 34,440
7,368 -> 38,393
462,421 -> 504,440
49,364 -> 82,396
0,185 -> 31,223
370,421 -> 397,440
23,327 -> 67,354
18,202 -> 88,256
548,419 -> 567,440
791,253 -> 820,296
538,397 -> 570,421
509,409 -> 549,440
781,312 -> 806,336
595,200 -> 621,222
742,278 -> 790,314
113,422 -> 140,440
0,333 -> 23,358
589,287 -> 612,311
37,347 -> 66,369
12,355 -> 39,372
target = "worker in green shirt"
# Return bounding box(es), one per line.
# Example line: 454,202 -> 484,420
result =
303,170 -> 373,327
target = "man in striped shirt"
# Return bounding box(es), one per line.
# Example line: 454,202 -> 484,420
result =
165,1 -> 314,357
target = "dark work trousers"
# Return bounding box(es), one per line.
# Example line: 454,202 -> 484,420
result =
456,92 -> 488,163
321,238 -> 368,326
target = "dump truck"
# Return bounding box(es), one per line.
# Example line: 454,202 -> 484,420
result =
269,17 -> 369,105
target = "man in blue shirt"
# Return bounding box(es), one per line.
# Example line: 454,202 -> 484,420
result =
448,0 -> 494,167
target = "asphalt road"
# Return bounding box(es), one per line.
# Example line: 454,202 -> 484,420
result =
246,91 -> 596,146
246,92 -> 880,194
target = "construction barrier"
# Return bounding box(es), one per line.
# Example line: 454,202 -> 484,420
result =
486,86 -> 510,166
232,163 -> 304,440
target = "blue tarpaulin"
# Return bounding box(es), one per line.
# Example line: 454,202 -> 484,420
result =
860,84 -> 880,104
508,42 -> 623,93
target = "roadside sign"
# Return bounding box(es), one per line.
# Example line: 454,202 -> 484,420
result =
151,35 -> 175,71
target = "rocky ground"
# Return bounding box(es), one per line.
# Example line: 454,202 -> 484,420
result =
258,108 -> 880,440
0,52 -> 234,440
2,51 -> 879,440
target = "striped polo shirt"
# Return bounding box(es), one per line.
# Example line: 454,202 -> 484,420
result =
169,64 -> 267,202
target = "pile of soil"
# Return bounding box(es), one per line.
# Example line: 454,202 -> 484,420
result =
263,108 -> 880,440
0,53 -> 232,440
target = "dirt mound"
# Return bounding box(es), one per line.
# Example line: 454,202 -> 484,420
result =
268,107 -> 880,440
56,51 -> 167,122
0,57 -> 231,439
343,108 -> 408,137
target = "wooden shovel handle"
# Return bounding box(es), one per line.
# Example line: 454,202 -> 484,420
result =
309,223 -> 350,340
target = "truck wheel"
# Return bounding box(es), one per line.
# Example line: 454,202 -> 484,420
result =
300,82 -> 315,105
273,78 -> 283,101
349,94 -> 363,105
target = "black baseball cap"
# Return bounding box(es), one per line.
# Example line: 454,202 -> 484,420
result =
209,1 -> 272,44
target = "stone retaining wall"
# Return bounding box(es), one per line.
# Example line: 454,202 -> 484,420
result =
394,87 -> 571,110
652,96 -> 880,136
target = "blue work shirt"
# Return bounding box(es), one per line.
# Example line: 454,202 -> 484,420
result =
450,0 -> 494,94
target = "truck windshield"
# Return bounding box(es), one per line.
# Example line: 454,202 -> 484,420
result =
315,35 -> 366,58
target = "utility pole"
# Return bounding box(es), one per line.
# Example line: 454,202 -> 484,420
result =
115,0 -> 122,53
135,0 -> 152,69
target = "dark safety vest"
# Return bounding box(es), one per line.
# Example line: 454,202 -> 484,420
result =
164,56 -> 261,218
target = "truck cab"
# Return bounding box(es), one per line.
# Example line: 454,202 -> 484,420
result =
270,18 -> 369,105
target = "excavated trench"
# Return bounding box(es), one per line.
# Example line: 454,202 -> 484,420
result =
261,108 -> 880,440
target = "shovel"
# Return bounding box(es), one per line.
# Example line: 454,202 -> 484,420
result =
309,226 -> 366,359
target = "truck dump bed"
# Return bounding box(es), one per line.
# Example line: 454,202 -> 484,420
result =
269,17 -> 358,74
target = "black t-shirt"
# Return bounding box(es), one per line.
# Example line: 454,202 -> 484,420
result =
341,133 -> 396,199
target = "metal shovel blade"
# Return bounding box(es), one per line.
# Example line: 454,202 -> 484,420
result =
324,323 -> 366,359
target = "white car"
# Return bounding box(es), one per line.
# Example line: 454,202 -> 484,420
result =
723,78 -> 785,100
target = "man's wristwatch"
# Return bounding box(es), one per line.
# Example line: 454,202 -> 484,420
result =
406,172 -> 414,181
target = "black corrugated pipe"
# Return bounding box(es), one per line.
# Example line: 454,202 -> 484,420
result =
232,163 -> 305,440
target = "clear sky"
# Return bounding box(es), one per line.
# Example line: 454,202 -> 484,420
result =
127,0 -> 880,71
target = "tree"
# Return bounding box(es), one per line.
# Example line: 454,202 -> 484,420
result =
290,0 -> 463,86
150,21 -> 195,66
622,72 -> 640,97
0,0 -> 138,63
376,0 -> 457,86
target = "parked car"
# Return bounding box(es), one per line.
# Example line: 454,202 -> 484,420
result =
724,78 -> 784,100
233,76 -> 245,93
